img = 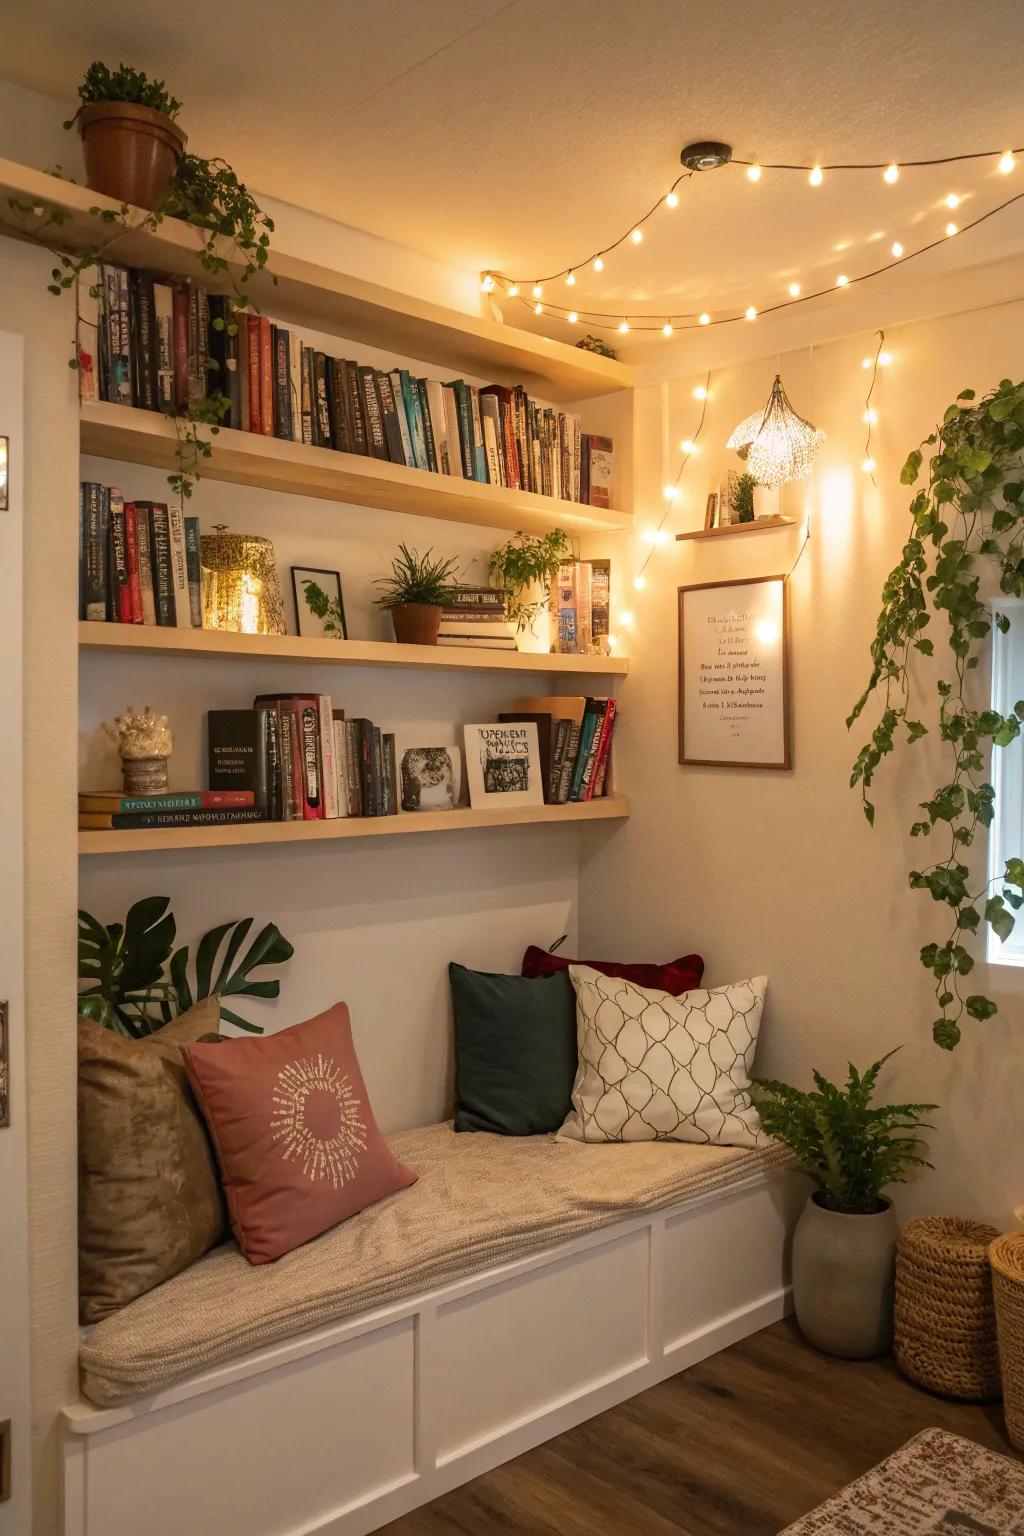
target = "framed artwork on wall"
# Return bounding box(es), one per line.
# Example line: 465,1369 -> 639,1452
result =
678,574 -> 791,769
291,567 -> 348,640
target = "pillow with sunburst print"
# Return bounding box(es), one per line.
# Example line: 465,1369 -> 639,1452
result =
183,1003 -> 417,1264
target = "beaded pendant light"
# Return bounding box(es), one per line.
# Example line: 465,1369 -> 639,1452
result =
727,375 -> 824,488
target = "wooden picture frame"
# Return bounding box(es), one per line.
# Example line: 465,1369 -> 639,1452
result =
678,574 -> 792,769
291,566 -> 348,640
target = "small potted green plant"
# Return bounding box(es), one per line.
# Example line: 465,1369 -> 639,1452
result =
65,62 -> 187,210
752,1052 -> 935,1359
730,471 -> 757,524
374,544 -> 461,646
488,528 -> 571,635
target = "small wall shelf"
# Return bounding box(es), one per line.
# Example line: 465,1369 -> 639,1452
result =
0,157 -> 632,404
676,514 -> 799,543
78,796 -> 630,855
80,402 -> 631,536
78,622 -> 630,677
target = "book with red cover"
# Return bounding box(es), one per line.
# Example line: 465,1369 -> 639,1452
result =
259,317 -> 274,437
479,386 -> 520,489
108,493 -> 131,623
253,694 -> 323,819
123,502 -> 143,623
586,696 -> 617,800
246,315 -> 262,433
78,790 -> 257,813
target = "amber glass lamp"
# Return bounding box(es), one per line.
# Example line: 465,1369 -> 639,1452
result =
200,525 -> 286,635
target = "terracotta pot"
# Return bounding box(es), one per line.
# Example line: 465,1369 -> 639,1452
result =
792,1191 -> 898,1359
390,603 -> 442,646
79,101 -> 187,210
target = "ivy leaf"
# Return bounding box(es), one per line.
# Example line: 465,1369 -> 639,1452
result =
900,450 -> 923,485
985,895 -> 1015,941
905,720 -> 928,742
914,638 -> 934,656
965,995 -> 998,1021
933,1018 -> 961,1050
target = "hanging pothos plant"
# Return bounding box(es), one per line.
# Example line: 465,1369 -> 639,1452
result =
4,63 -> 274,510
848,378 -> 1024,1049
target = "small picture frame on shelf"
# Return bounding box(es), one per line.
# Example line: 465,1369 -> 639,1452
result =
704,492 -> 719,530
464,722 -> 544,810
394,737 -> 464,812
291,567 -> 348,640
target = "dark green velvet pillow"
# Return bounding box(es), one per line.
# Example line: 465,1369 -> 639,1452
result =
449,963 -> 578,1135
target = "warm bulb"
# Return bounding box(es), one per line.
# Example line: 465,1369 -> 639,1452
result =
946,221 -> 958,236
747,163 -> 762,182
698,312 -> 711,325
508,283 -> 519,297
1000,151 -> 1015,174
862,408 -> 878,425
693,385 -> 708,399
619,319 -> 630,333
836,273 -> 849,287
680,439 -> 697,455
878,351 -> 892,366
745,304 -> 758,320
663,485 -> 678,501
891,241 -> 904,258
606,634 -> 619,650
593,256 -> 604,272
630,228 -> 643,244
619,611 -> 635,627
565,270 -> 575,286
665,191 -> 679,208
534,302 -> 543,314
532,283 -> 543,299
946,193 -> 960,209
788,281 -> 801,297
662,322 -> 673,337
884,163 -> 900,183
809,165 -> 823,186
862,457 -> 876,473
480,274 -> 495,293
633,575 -> 646,591
567,311 -> 578,324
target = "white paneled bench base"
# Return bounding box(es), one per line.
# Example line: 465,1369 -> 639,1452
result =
62,1133 -> 803,1536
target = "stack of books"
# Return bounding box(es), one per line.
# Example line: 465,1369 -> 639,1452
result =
209,696 -> 399,822
504,696 -> 618,803
82,262 -> 614,508
78,790 -> 261,831
79,480 -> 201,627
554,560 -> 611,655
438,585 -> 517,651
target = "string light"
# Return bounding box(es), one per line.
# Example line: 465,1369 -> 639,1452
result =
618,611 -> 635,628
891,241 -> 904,258
836,273 -> 850,286
662,322 -> 673,337
884,162 -> 900,183
788,281 -> 801,297
592,256 -> 604,272
633,575 -> 646,591
1000,151 -> 1016,174
946,193 -> 960,209
862,457 -> 876,473
861,329 -> 886,486
946,221 -> 958,236
480,273 -> 495,293
663,485 -> 678,501
618,319 -> 630,333
631,370 -> 712,593
862,407 -> 878,424
693,385 -> 709,399
630,228 -> 643,244
565,270 -> 576,286
698,312 -> 711,325
809,165 -> 824,186
508,283 -> 519,297
665,191 -> 679,208
747,164 -> 763,182
533,302 -> 543,314
567,311 -> 578,323
531,283 -> 543,299
745,304 -> 758,320
680,438 -> 697,454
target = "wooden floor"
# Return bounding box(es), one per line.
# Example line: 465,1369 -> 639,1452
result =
380,1319 -> 1015,1536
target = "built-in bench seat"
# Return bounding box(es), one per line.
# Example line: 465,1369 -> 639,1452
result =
80,1121 -> 792,1407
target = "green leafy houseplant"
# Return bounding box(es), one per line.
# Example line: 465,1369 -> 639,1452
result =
848,379 -> 1024,1048
730,472 -> 757,523
374,545 -> 461,608
488,529 -> 572,632
62,62 -> 183,126
78,896 -> 294,1037
752,1053 -> 935,1214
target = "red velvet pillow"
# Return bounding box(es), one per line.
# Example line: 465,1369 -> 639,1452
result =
521,944 -> 704,997
183,1003 -> 417,1264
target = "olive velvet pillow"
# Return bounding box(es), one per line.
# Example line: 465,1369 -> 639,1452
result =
450,963 -> 577,1135
78,996 -> 226,1324
183,1002 -> 418,1265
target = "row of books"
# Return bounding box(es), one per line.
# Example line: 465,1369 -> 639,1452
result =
554,560 -> 611,655
508,695 -> 617,803
84,262 -> 615,507
439,585 -> 516,651
79,481 -> 200,627
78,789 -> 261,831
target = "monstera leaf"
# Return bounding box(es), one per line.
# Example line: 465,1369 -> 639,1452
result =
77,897 -> 177,1036
169,917 -> 294,1032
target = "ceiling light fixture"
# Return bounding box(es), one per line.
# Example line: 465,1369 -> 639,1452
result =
680,140 -> 733,171
727,374 -> 825,488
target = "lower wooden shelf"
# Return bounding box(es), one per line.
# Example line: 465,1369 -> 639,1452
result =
78,796 -> 630,855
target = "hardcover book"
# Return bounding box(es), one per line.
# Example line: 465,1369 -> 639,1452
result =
207,710 -> 269,809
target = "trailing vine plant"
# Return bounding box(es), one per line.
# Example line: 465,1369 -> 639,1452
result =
3,62 -> 274,509
848,378 -> 1024,1049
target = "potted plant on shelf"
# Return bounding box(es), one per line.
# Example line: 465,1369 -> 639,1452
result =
488,528 -> 571,637
65,61 -> 187,210
752,1051 -> 936,1359
374,544 -> 461,646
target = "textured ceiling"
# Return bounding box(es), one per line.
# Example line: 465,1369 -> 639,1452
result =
3,0 -> 1024,348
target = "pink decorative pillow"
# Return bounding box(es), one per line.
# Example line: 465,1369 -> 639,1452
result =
522,944 -> 704,997
183,1003 -> 417,1264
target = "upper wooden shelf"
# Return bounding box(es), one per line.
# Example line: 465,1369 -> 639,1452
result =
78,622 -> 630,677
80,402 -> 631,535
0,157 -> 633,404
676,514 -> 800,543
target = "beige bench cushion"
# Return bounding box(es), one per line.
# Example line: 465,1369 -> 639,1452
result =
80,1122 -> 792,1407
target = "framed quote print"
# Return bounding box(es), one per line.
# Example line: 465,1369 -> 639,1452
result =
678,575 -> 791,769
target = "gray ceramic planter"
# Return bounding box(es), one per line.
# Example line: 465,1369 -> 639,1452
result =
792,1192 -> 898,1358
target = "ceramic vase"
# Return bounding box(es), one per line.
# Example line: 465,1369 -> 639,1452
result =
792,1192 -> 898,1359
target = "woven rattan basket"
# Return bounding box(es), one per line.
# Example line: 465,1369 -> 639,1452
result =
990,1231 -> 1024,1450
894,1216 -> 1001,1400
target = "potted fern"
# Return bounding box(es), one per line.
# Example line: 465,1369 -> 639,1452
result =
752,1052 -> 935,1359
374,544 -> 461,646
65,62 -> 187,209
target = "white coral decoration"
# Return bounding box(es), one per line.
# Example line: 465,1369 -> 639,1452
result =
104,706 -> 172,761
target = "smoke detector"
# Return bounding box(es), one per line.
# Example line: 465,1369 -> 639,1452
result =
680,141 -> 733,172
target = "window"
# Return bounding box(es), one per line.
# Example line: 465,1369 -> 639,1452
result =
988,598 -> 1024,965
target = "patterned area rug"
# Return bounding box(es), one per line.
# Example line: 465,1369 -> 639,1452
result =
781,1428 -> 1024,1534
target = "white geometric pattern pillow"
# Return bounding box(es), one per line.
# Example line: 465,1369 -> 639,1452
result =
558,966 -> 767,1147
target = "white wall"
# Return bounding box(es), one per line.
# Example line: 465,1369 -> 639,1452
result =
580,298 -> 1024,1228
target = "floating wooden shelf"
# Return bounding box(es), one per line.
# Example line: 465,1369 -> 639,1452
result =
80,402 -> 631,536
676,514 -> 800,543
78,622 -> 630,676
78,796 -> 630,855
0,157 -> 632,404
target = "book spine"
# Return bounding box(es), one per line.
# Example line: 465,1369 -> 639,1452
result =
329,359 -> 351,454
184,516 -> 203,627
418,378 -> 438,471
277,706 -> 297,820
293,698 -> 323,819
548,718 -> 571,802
132,272 -> 159,410
344,720 -> 363,815
576,701 -> 607,800
441,386 -> 464,477
81,483 -> 109,621
205,295 -> 228,406
400,372 -> 426,469
247,315 -> 262,432
317,695 -> 340,819
313,353 -> 332,447
570,705 -> 600,801
135,505 -> 157,626
149,505 -> 175,625
354,719 -> 374,815
370,726 -> 383,816
102,808 -> 266,830
360,368 -> 387,459
254,705 -> 283,821
469,388 -> 487,481
389,371 -> 414,466
555,561 -> 579,654
85,792 -> 257,813
557,721 -> 580,803
588,698 -> 617,800
186,288 -> 203,405
344,361 -> 367,455
259,317 -> 273,436
123,502 -> 143,623
300,347 -> 314,445
166,504 -> 191,628
274,326 -> 292,440
332,719 -> 350,818
108,492 -> 130,623
575,561 -> 593,653
288,332 -> 303,443
152,283 -> 175,414
447,382 -> 474,478
382,733 -> 398,815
